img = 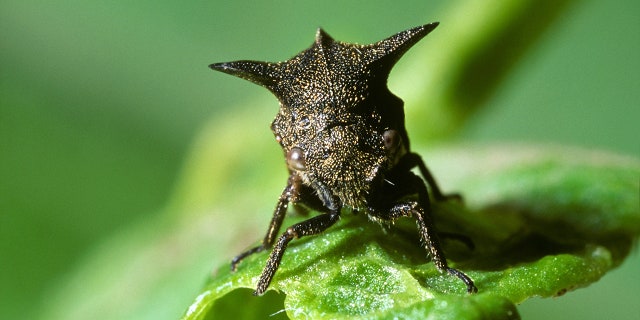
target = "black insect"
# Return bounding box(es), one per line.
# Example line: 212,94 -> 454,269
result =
210,22 -> 477,295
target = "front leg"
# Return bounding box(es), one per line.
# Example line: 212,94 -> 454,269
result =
231,175 -> 298,271
255,210 -> 341,295
380,171 -> 476,293
387,200 -> 476,293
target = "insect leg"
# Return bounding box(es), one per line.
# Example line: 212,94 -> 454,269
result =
412,179 -> 477,293
230,177 -> 295,271
403,153 -> 462,202
254,210 -> 341,295
413,208 -> 477,293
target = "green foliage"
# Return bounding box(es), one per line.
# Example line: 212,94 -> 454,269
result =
182,147 -> 639,319
6,1 -> 637,319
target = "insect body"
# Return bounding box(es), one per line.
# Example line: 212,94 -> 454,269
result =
210,22 -> 477,295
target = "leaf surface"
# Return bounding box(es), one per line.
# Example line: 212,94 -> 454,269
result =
182,146 -> 639,319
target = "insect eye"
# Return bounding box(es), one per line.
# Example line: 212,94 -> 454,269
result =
286,147 -> 307,171
383,129 -> 400,151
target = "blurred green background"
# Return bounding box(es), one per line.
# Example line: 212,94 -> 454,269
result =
1,1 -> 638,319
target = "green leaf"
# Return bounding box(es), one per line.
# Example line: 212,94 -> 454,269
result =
182,146 -> 639,319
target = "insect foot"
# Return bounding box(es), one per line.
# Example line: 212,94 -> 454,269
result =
210,22 -> 477,296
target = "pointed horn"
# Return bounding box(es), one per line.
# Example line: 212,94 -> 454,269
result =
315,28 -> 335,48
209,60 -> 279,88
367,22 -> 439,66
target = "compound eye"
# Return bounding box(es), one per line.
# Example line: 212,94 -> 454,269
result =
286,147 -> 306,171
383,129 -> 400,151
